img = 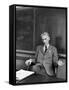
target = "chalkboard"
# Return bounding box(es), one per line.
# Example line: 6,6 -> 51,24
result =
16,8 -> 34,51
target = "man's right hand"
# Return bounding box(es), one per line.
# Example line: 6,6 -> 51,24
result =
25,59 -> 32,66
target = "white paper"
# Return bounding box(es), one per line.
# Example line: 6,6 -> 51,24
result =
16,69 -> 34,80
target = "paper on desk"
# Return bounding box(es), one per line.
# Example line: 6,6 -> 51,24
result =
16,69 -> 34,80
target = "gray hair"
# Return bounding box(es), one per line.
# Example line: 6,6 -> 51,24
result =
40,32 -> 50,39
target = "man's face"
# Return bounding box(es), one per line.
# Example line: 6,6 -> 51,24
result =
41,35 -> 50,45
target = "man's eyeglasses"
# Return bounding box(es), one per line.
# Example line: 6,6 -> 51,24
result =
42,38 -> 47,41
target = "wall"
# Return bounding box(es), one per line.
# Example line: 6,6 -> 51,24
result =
35,8 -> 66,53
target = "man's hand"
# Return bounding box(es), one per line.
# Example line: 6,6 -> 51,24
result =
58,60 -> 64,66
25,59 -> 33,66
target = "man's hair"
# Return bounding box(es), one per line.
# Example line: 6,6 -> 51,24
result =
40,32 -> 50,39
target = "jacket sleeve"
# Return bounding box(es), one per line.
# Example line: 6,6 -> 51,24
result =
52,47 -> 58,67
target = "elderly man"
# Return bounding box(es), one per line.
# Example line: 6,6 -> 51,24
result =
25,32 -> 58,76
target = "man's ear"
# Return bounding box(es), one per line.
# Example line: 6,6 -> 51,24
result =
49,37 -> 50,40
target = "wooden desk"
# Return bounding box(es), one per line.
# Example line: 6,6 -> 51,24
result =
16,73 -> 66,85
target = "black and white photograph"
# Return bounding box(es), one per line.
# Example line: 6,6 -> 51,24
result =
9,4 -> 67,85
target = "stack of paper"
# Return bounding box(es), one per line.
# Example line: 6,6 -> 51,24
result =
16,69 -> 34,80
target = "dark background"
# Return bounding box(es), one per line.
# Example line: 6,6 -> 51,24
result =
16,6 -> 66,54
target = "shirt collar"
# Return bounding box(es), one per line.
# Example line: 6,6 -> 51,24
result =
44,44 -> 49,49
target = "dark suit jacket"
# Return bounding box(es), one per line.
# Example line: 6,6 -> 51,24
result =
33,45 -> 58,76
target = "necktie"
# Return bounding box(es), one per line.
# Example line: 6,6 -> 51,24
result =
45,46 -> 47,53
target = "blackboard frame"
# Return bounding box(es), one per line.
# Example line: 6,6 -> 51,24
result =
9,4 -> 67,85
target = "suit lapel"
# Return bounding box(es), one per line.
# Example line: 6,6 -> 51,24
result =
39,45 -> 44,55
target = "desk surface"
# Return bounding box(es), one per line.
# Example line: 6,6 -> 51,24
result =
16,73 -> 65,85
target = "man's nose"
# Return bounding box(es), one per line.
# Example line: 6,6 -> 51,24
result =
44,40 -> 47,42
44,40 -> 46,42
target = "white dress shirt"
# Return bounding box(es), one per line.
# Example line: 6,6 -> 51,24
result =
43,44 -> 49,52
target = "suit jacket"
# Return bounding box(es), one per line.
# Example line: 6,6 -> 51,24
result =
34,45 -> 58,76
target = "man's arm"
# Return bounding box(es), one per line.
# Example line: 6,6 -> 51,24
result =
25,46 -> 39,66
52,47 -> 58,74
52,47 -> 58,67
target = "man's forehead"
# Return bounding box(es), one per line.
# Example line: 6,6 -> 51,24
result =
42,35 -> 49,39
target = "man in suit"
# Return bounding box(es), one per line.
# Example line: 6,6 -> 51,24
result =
25,32 -> 58,76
